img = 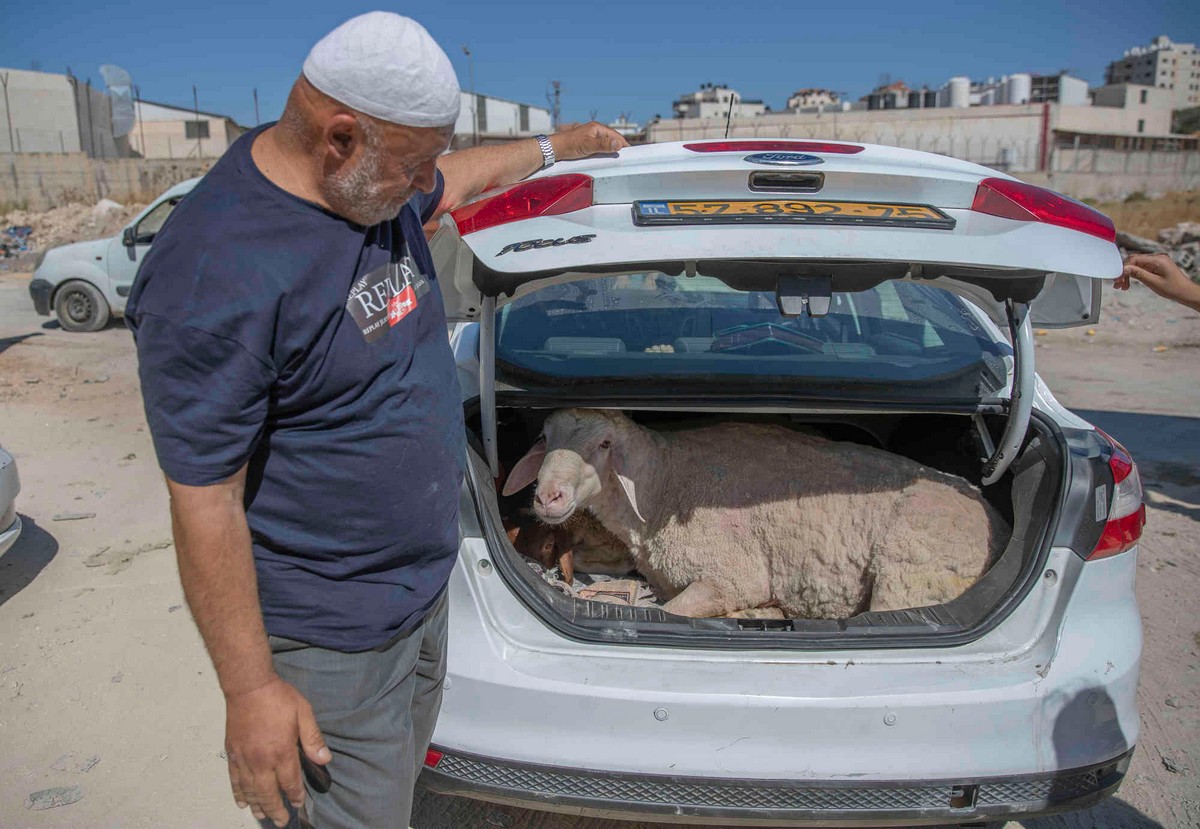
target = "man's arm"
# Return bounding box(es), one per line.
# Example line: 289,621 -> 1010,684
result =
1117,252 -> 1200,313
169,467 -> 330,828
429,121 -> 629,225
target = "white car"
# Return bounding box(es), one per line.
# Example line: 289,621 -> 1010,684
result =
422,139 -> 1143,827
28,178 -> 199,332
0,446 -> 21,556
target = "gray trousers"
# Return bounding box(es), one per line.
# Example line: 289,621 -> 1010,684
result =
260,591 -> 448,829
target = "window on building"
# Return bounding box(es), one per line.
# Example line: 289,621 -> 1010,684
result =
1137,119 -> 1145,133
1140,89 -> 1148,103
185,120 -> 210,140
519,104 -> 530,133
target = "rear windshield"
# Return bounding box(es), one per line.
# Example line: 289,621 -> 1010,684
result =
495,273 -> 1010,400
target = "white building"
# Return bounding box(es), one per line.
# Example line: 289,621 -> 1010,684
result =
454,92 -> 551,146
673,84 -> 766,120
787,88 -> 839,111
607,115 -> 642,138
937,72 -> 1088,108
1090,84 -> 1175,133
131,100 -> 246,159
1106,35 -> 1200,111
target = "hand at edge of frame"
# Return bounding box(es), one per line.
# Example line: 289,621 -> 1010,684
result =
1118,252 -> 1200,312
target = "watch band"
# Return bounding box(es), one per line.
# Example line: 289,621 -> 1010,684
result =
535,134 -> 555,169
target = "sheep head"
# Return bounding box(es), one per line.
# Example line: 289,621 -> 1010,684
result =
502,409 -> 645,525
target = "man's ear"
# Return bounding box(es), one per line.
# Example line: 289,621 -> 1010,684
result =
325,112 -> 359,160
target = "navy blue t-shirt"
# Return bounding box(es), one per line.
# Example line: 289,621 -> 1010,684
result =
127,124 -> 465,651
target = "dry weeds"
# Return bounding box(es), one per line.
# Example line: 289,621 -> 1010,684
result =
1092,190 -> 1200,238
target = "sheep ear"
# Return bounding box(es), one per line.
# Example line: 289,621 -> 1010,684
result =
557,547 -> 576,584
502,438 -> 546,496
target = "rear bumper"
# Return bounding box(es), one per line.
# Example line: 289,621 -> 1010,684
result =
422,747 -> 1131,827
433,538 -> 1141,807
29,278 -> 52,316
0,514 -> 22,556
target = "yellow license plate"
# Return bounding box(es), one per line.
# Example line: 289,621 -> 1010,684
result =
633,199 -> 955,229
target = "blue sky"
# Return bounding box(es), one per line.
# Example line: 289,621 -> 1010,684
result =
1,1 -> 1197,128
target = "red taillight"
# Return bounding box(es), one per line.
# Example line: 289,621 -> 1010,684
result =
971,177 -> 1116,243
424,748 -> 443,768
683,140 -> 864,154
452,174 -> 593,235
1088,431 -> 1145,560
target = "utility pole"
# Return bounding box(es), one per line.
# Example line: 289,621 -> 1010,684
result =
192,85 -> 202,159
135,84 -> 147,157
462,46 -> 477,147
84,78 -> 95,157
0,73 -> 14,154
548,80 -> 561,131
253,88 -> 260,126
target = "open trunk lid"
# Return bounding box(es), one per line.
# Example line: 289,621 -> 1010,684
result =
431,140 -> 1119,328
432,140 -> 1119,485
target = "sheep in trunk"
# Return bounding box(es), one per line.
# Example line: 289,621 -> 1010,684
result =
502,409 -> 1009,619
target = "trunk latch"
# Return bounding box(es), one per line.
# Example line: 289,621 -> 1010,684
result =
776,275 -> 832,317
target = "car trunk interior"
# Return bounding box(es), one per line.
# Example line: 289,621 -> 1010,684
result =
463,399 -> 1065,649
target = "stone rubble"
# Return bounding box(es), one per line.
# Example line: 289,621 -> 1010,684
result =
1117,221 -> 1200,281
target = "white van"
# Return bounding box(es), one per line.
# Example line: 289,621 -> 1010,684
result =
28,177 -> 199,331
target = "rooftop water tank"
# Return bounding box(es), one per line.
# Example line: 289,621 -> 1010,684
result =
1006,73 -> 1032,106
948,76 -> 970,108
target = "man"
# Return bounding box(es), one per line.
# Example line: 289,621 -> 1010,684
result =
1117,252 -> 1200,313
126,12 -> 628,829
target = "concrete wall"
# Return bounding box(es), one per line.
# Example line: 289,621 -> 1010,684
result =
0,153 -> 211,210
649,104 -> 1049,171
0,68 -> 80,154
71,77 -> 122,158
1057,103 -> 1171,136
1030,146 -> 1200,200
0,67 -> 125,158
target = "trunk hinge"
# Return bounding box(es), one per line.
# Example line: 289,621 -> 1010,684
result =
981,300 -> 1033,486
479,295 -> 500,479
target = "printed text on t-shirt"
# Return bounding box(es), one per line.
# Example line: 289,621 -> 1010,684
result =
345,255 -> 431,343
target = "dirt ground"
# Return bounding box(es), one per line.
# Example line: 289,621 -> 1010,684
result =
0,270 -> 1196,829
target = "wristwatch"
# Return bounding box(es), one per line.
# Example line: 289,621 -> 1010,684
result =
535,134 -> 556,169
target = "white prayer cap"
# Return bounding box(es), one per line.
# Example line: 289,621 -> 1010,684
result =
302,12 -> 461,128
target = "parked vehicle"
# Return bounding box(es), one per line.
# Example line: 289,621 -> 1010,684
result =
421,140 -> 1143,827
0,446 -> 21,556
28,178 -> 200,332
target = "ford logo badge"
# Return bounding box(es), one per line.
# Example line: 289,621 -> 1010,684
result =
744,152 -> 824,166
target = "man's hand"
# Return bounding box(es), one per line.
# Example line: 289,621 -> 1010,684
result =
1117,252 -> 1200,312
226,676 -> 331,827
549,121 -> 630,160
166,468 -> 329,826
